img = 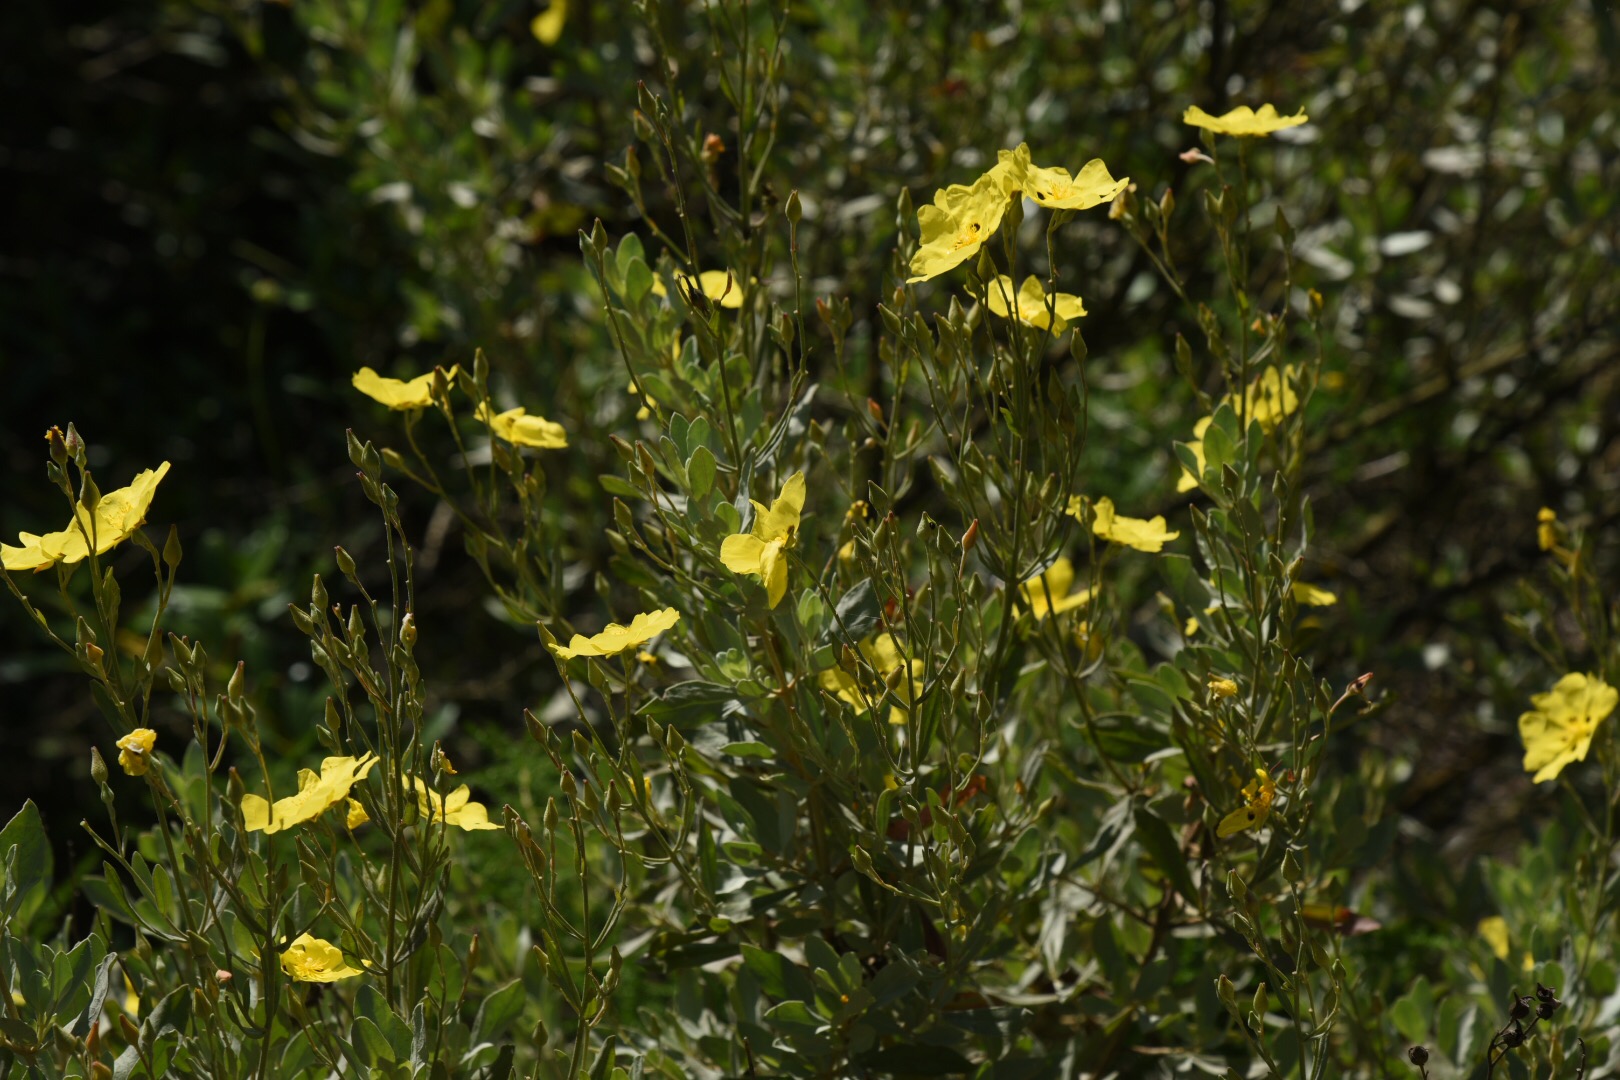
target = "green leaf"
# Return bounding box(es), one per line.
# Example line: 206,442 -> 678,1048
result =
687,445 -> 716,502
742,944 -> 818,1003
0,800 -> 51,926
1132,803 -> 1199,905
351,1015 -> 394,1066
474,979 -> 527,1044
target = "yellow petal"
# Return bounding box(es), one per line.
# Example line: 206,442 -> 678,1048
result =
1291,582 -> 1337,606
353,366 -> 457,410
720,533 -> 766,575
475,402 -> 567,449
1183,104 -> 1308,137
549,608 -> 681,659
1477,916 -> 1512,961
1089,497 -> 1180,553
752,472 -> 806,542
761,537 -> 788,608
530,0 -> 566,44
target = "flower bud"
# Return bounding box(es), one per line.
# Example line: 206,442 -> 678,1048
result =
1407,1046 -> 1429,1067
90,746 -> 109,785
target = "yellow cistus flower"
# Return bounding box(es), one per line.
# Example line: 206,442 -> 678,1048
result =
996,143 -> 1128,210
985,275 -> 1087,333
549,608 -> 681,659
1176,367 -> 1299,492
475,402 -> 567,449
1290,582 -> 1338,607
1477,916 -> 1536,972
1518,673 -> 1617,783
907,168 -> 1014,283
1217,768 -> 1277,838
530,0 -> 566,44
1537,507 -> 1559,551
819,634 -> 925,726
651,270 -> 747,309
1240,366 -> 1299,430
4,462 -> 172,572
240,753 -> 379,834
1079,496 -> 1180,553
1208,677 -> 1239,699
412,778 -> 502,831
115,728 -> 158,777
720,472 -> 805,608
1183,104 -> 1309,137
1020,557 -> 1091,620
352,365 -> 459,410
280,934 -> 364,983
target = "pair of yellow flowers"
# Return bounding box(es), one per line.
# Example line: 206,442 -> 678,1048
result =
908,103 -> 1308,285
543,474 -> 806,659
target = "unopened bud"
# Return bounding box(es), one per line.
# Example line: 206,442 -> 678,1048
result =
785,190 -> 802,225
1407,1046 -> 1429,1067
46,426 -> 68,465
90,746 -> 109,785
961,519 -> 979,553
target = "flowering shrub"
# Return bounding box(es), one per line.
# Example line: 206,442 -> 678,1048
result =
4,4 -> 1619,1079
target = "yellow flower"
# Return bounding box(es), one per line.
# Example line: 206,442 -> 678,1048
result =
1020,557 -> 1092,620
115,728 -> 158,777
996,143 -> 1128,210
1537,507 -> 1559,552
1240,366 -> 1299,430
650,270 -> 747,309
240,753 -> 379,834
1184,616 -> 1200,637
475,402 -> 567,449
1208,677 -> 1239,699
719,472 -> 805,608
907,169 -> 1013,283
530,0 -> 566,44
1176,369 -> 1298,493
1478,916 -> 1511,961
819,634 -> 925,726
1291,582 -> 1337,607
1183,104 -> 1308,137
985,275 -> 1087,333
1177,415 -> 1214,493
4,462 -> 172,572
345,799 -> 369,830
1217,768 -> 1277,838
549,608 -> 681,660
412,778 -> 502,831
1079,496 -> 1180,553
1476,916 -> 1536,972
280,934 -> 364,983
1519,673 -> 1617,783
352,365 -> 458,411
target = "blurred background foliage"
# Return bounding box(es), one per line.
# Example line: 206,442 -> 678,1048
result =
3,0 -> 1617,1049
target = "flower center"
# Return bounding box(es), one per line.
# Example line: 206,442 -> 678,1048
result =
951,222 -> 982,250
